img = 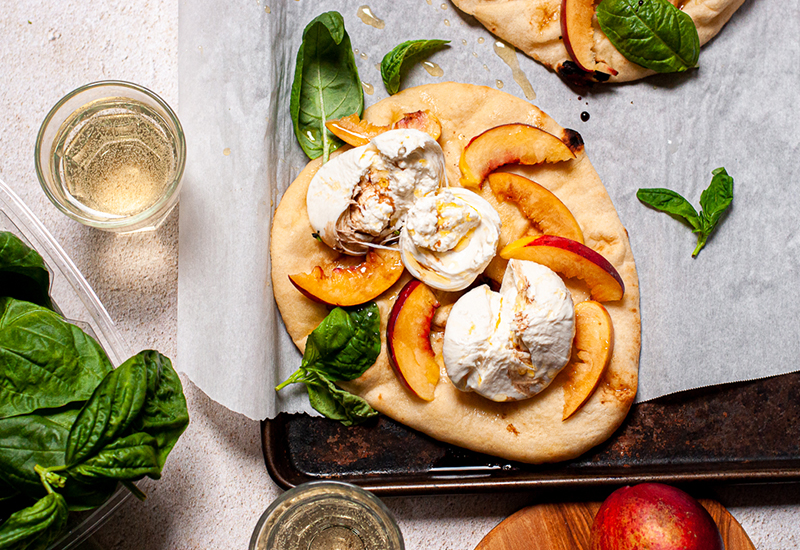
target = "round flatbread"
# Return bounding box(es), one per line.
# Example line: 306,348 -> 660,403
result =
452,0 -> 746,82
271,83 -> 640,463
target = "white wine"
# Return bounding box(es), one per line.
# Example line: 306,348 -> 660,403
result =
251,482 -> 404,550
51,97 -> 178,218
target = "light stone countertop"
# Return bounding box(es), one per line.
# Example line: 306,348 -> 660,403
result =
2,1 -> 799,549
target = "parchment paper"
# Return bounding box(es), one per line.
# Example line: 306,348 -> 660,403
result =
177,0 -> 799,421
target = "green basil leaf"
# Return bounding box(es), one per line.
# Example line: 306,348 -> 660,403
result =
0,492 -> 68,550
0,298 -> 114,419
306,372 -> 378,427
638,168 -> 734,257
68,432 -> 160,483
0,232 -> 53,311
636,187 -> 701,230
65,356 -> 148,467
0,411 -> 71,497
304,303 -> 381,381
381,39 -> 450,95
276,303 -> 381,425
128,351 -> 189,469
699,167 -> 734,230
596,0 -> 700,73
290,11 -> 363,162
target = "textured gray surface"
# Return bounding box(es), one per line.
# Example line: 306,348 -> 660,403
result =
1,1 -> 799,549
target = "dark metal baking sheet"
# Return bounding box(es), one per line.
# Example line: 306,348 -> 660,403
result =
262,371 -> 800,496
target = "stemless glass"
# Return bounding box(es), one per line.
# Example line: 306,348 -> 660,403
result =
35,80 -> 185,233
250,481 -> 405,550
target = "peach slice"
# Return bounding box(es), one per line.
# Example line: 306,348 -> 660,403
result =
459,124 -> 581,188
326,111 -> 442,148
387,279 -> 441,401
561,0 -> 617,77
561,300 -> 614,420
500,235 -> 624,301
288,249 -> 404,307
487,172 -> 584,243
325,114 -> 386,147
392,110 -> 442,141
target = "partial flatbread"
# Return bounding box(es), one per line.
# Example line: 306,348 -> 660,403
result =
452,0 -> 746,82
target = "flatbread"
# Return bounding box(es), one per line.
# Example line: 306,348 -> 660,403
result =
452,0 -> 746,82
271,83 -> 640,463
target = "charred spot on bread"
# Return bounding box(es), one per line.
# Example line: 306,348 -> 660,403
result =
562,128 -> 585,155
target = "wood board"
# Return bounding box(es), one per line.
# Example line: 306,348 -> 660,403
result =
474,500 -> 755,550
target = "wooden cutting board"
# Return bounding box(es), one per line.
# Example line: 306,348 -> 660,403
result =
475,500 -> 755,550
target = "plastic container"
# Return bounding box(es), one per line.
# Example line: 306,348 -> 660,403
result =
0,177 -> 133,549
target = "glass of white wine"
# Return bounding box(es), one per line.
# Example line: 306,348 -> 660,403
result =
250,481 -> 405,550
35,81 -> 185,233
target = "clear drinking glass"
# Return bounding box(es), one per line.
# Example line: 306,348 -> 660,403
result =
250,482 -> 405,550
35,80 -> 185,233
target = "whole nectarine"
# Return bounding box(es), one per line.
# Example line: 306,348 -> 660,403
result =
591,483 -> 724,550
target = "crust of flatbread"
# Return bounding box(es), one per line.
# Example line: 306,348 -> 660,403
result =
452,0 -> 746,82
271,83 -> 640,463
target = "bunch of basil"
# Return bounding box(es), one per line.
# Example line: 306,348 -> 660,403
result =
0,231 -> 189,549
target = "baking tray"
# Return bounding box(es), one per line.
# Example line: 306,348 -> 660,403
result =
262,370 -> 800,496
0,178 -> 133,549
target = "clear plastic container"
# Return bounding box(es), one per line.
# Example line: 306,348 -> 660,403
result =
0,177 -> 133,549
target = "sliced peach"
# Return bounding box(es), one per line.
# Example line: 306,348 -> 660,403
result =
459,124 -> 580,188
289,249 -> 404,307
561,300 -> 614,420
326,114 -> 387,147
500,235 -> 624,301
487,172 -> 584,243
387,280 -> 441,401
392,110 -> 442,141
561,0 -> 617,77
326,110 -> 442,148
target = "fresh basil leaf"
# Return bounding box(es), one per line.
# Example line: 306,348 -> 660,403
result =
0,492 -> 68,550
276,303 -> 381,425
68,432 -> 160,483
306,372 -> 378,427
65,356 -> 148,467
290,11 -> 364,162
0,407 -> 115,511
304,303 -> 381,381
596,0 -> 700,73
0,298 -> 114,419
0,411 -> 71,497
128,351 -> 189,469
0,232 -> 53,311
699,167 -> 734,230
638,168 -> 734,257
636,188 -> 701,230
381,39 -> 450,95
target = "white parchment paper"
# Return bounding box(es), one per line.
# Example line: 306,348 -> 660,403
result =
177,0 -> 799,420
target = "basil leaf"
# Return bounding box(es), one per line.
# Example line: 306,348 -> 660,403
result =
638,167 -> 734,257
0,492 -> 68,550
128,351 -> 189,469
304,303 -> 381,381
635,188 -> 701,230
699,167 -> 734,230
0,298 -> 114,419
276,303 -> 381,425
381,39 -> 450,95
0,412 -> 68,498
65,356 -> 148,467
290,11 -> 363,162
0,232 -> 53,311
306,372 -> 378,427
68,432 -> 160,483
596,0 -> 700,73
